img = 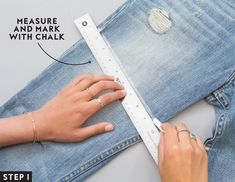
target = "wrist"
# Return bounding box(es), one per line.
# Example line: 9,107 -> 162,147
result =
32,109 -> 53,141
0,113 -> 35,146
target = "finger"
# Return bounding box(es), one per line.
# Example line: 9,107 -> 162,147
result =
87,90 -> 126,114
73,90 -> 92,102
78,81 -> 124,102
76,122 -> 114,141
63,74 -> 95,95
190,137 -> 198,149
74,75 -> 115,92
196,135 -> 206,151
87,81 -> 124,98
158,132 -> 164,165
175,122 -> 191,146
161,123 -> 178,148
66,74 -> 93,88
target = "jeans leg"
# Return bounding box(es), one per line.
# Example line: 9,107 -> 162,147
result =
205,73 -> 235,182
0,0 -> 235,181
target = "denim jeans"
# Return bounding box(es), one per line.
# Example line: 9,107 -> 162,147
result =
0,0 -> 235,181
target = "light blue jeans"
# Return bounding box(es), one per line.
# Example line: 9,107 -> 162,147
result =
0,0 -> 235,181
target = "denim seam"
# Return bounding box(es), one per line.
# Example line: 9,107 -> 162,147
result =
214,92 -> 230,110
204,89 -> 229,151
205,95 -> 214,103
214,71 -> 235,94
204,71 -> 235,105
205,112 -> 227,151
58,135 -> 141,182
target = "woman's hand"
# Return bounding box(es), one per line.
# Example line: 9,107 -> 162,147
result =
33,74 -> 126,142
158,122 -> 208,182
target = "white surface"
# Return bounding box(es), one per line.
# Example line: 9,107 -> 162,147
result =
0,1 -> 215,181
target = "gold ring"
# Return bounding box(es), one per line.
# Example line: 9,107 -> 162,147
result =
96,98 -> 104,108
177,128 -> 190,134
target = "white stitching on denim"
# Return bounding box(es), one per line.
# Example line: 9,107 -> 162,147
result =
204,86 -> 232,151
58,135 -> 141,182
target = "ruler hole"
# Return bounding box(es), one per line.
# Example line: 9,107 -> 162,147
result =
82,21 -> 88,26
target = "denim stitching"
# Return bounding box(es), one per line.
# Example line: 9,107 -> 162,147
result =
204,71 -> 235,104
213,91 -> 230,110
215,71 -> 235,93
204,113 -> 227,151
204,81 -> 233,151
58,135 -> 141,182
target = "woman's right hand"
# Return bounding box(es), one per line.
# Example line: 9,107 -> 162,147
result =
158,122 -> 208,182
33,74 -> 126,142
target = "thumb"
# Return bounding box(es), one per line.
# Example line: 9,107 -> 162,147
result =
77,122 -> 114,141
158,131 -> 164,166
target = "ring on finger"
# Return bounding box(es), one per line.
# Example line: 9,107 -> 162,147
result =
177,128 -> 190,134
190,133 -> 196,140
96,97 -> 104,108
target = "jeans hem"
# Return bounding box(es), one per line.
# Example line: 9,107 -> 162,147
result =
58,135 -> 141,182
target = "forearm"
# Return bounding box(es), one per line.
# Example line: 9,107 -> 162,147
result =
0,113 -> 34,147
0,74 -> 125,147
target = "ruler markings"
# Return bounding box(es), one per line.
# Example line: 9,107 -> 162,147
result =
75,14 -> 161,164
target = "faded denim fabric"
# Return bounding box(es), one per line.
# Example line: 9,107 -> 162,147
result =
0,0 -> 235,181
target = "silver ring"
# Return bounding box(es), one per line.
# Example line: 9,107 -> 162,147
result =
177,128 -> 190,134
96,98 -> 104,108
190,133 -> 196,140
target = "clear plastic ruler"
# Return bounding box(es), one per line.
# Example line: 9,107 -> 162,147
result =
75,14 -> 162,164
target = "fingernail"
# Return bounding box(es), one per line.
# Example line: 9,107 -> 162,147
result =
105,124 -> 114,132
121,90 -> 127,95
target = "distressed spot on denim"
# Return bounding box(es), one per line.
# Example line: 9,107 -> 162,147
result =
148,8 -> 172,34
